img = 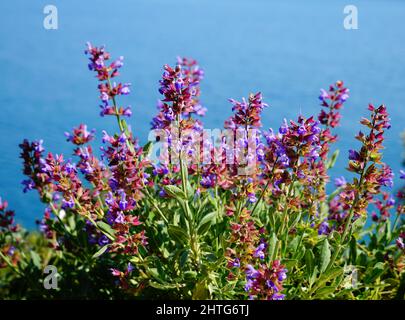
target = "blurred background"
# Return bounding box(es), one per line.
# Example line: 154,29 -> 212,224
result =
0,0 -> 404,228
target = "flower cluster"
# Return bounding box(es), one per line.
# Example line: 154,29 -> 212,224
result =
262,115 -> 327,215
151,58 -> 206,179
19,139 -> 49,194
0,198 -> 20,269
85,42 -> 132,118
318,80 -> 349,128
244,260 -> 287,300
4,43 -> 404,301
371,192 -> 396,222
318,81 -> 349,160
65,124 -> 96,145
225,208 -> 261,274
325,105 -> 392,233
224,92 -> 268,130
151,57 -> 204,131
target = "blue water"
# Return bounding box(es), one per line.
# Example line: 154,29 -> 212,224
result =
0,0 -> 404,228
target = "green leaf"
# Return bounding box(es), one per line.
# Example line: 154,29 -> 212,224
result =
268,233 -> 278,262
192,280 -> 210,299
288,212 -> 301,230
318,267 -> 343,286
310,266 -> 319,287
164,185 -> 186,200
319,239 -> 331,273
287,236 -> 300,253
327,149 -> 339,169
314,286 -> 336,298
197,221 -> 212,236
305,249 -> 315,278
198,211 -> 217,227
96,221 -> 115,238
184,271 -> 198,280
30,251 -> 42,269
149,281 -> 179,290
92,245 -> 109,258
282,259 -> 298,269
67,214 -> 76,231
142,141 -> 153,157
364,262 -> 385,284
179,249 -> 189,268
197,212 -> 217,236
349,236 -> 357,264
168,225 -> 189,244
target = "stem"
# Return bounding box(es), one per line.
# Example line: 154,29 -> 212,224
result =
176,114 -> 200,268
107,77 -> 134,152
0,251 -> 23,276
326,115 -> 376,271
143,187 -> 169,224
73,199 -> 115,241
251,157 -> 279,216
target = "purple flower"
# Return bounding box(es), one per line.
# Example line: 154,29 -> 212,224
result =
297,170 -> 305,179
127,263 -> 134,273
253,243 -> 266,260
318,220 -> 330,235
309,145 -> 321,159
319,89 -> 329,101
105,191 -> 115,206
377,166 -> 394,187
278,268 -> 287,281
7,246 -> 16,256
200,174 -> 216,188
158,189 -> 166,197
102,130 -> 112,144
81,162 -> 94,174
120,83 -> 131,95
244,279 -> 254,292
245,264 -> 260,279
266,280 -> 278,291
64,161 -> 77,174
231,258 -> 241,268
62,197 -> 75,209
386,196 -> 395,207
22,179 -> 35,193
348,149 -> 360,161
98,235 -> 110,246
114,212 -> 125,224
248,193 -> 258,204
297,125 -> 307,135
101,92 -> 109,102
400,170 -> 405,180
279,119 -> 289,135
271,293 -> 285,300
110,56 -> 124,69
33,140 -> 44,153
122,106 -> 132,117
334,176 -> 347,187
118,190 -> 129,211
311,122 -> 321,134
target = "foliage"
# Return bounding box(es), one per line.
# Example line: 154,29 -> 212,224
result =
1,43 -> 404,300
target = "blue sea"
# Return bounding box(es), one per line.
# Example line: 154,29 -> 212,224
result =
0,0 -> 404,228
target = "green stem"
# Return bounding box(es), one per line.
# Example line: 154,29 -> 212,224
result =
325,116 -> 376,272
143,187 -> 169,224
251,157 -> 279,216
0,251 -> 23,276
176,114 -> 199,268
